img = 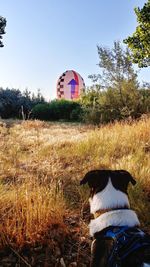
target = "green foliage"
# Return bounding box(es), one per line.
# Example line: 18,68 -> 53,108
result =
80,86 -> 103,124
81,83 -> 150,124
0,88 -> 46,119
32,99 -> 82,121
0,16 -> 6,47
0,88 -> 82,122
124,0 -> 150,67
89,41 -> 137,86
138,86 -> 150,114
89,41 -> 138,107
82,41 -> 148,124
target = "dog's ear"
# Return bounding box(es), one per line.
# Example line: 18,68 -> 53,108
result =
112,170 -> 136,193
80,171 -> 95,187
80,170 -> 109,189
118,170 -> 136,185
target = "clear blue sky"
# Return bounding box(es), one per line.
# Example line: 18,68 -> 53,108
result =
0,0 -> 149,100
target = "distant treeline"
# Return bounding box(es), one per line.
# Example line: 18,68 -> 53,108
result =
0,88 -> 45,119
0,85 -> 149,124
0,87 -> 82,121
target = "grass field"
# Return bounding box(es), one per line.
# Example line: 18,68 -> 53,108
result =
0,117 -> 150,266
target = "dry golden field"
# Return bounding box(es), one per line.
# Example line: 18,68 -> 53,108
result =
0,117 -> 150,266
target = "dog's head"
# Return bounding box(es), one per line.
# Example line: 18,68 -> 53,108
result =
80,170 -> 136,214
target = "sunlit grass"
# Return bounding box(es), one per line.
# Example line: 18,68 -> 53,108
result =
0,116 -> 149,248
0,182 -> 66,247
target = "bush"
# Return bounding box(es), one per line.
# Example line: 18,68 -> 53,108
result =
80,85 -> 150,124
32,99 -> 82,121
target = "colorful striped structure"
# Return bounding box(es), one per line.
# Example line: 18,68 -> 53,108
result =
57,70 -> 85,100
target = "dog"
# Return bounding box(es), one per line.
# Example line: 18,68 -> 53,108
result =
80,170 -> 150,267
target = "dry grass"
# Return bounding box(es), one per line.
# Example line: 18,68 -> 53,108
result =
0,116 -> 150,249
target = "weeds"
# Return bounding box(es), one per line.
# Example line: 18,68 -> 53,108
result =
0,117 -> 149,249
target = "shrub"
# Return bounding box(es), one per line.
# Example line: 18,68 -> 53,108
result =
80,85 -> 150,124
32,99 -> 82,121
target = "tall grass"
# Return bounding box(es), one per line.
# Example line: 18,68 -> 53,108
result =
0,117 -> 149,248
0,182 -> 66,247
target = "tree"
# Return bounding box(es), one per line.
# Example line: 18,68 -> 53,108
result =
81,41 -> 146,124
124,0 -> 150,67
89,41 -> 138,106
31,89 -> 45,105
0,87 -> 46,119
0,16 -> 6,47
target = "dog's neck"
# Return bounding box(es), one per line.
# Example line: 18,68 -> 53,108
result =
93,206 -> 129,219
89,179 -> 130,214
89,209 -> 140,236
89,179 -> 140,236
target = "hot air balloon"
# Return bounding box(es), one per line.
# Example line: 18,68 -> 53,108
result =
57,70 -> 85,100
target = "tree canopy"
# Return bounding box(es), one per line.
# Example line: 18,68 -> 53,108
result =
82,41 -> 150,123
0,16 -> 6,47
88,41 -> 138,106
124,0 -> 150,67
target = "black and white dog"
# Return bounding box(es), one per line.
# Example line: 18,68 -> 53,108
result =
80,170 -> 150,267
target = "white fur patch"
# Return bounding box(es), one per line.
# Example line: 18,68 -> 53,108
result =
143,264 -> 150,267
89,209 -> 140,236
89,178 -> 130,214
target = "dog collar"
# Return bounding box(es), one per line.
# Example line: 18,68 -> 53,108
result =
89,209 -> 140,236
93,206 -> 129,219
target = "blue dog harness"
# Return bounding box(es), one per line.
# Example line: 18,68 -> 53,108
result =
104,226 -> 150,267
